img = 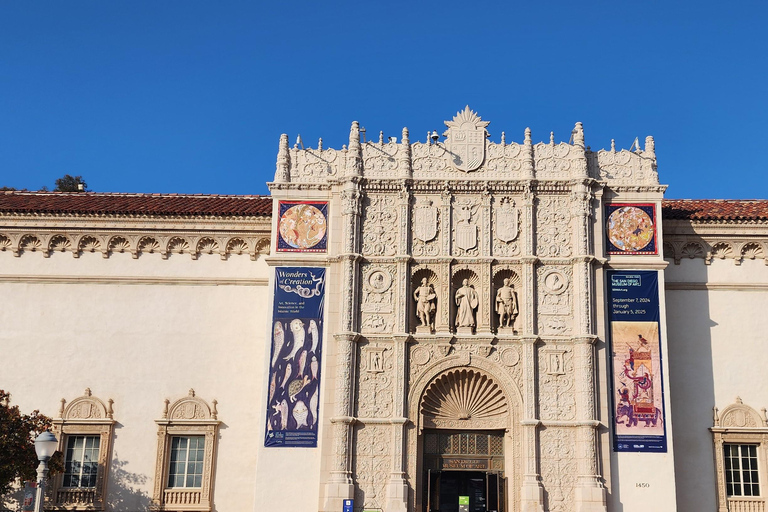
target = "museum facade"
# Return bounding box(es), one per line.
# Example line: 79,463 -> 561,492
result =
2,108 -> 768,512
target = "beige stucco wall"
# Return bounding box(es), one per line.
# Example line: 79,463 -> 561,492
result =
666,256 -> 768,510
1,249 -> 272,511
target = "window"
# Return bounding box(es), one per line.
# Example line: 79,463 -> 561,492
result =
725,444 -> 760,497
152,389 -> 219,511
63,435 -> 101,488
168,436 -> 205,488
712,397 -> 768,510
50,389 -> 115,511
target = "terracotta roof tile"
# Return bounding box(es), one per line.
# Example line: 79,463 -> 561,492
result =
0,191 -> 272,217
662,199 -> 768,221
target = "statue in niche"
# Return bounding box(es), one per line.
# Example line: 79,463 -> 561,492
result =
495,278 -> 519,329
414,278 -> 437,332
455,279 -> 479,329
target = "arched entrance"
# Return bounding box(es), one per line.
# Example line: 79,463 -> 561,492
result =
408,364 -> 521,512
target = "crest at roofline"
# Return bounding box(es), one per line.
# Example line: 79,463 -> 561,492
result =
444,106 -> 490,172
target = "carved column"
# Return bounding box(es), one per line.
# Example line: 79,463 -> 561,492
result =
396,183 -> 411,334
521,336 -> 545,512
574,336 -> 606,511
386,335 -> 410,512
521,185 -> 537,336
440,186 -> 452,256
437,261 -> 451,333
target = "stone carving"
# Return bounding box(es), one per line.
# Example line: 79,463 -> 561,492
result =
455,279 -> 479,331
454,199 -> 479,254
353,424 -> 390,511
485,141 -> 522,175
60,388 -> 114,421
420,368 -> 509,429
539,349 -> 576,421
538,266 -> 573,336
536,197 -> 572,258
413,277 -> 437,333
362,195 -> 399,256
716,397 -> 764,428
293,146 -> 339,182
540,427 -> 576,512
494,197 -> 519,243
411,142 -> 448,173
356,345 -> 393,417
534,140 -> 572,178
362,139 -> 399,176
495,278 -> 519,329
443,106 -> 489,172
361,265 -> 396,334
413,197 -> 438,243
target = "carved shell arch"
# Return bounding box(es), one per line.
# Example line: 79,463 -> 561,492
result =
61,388 -> 113,421
716,397 -> 766,428
709,241 -> 734,261
108,235 -> 132,254
164,389 -> 218,421
421,368 -> 509,429
48,234 -> 73,254
741,242 -> 765,260
408,352 -> 522,434
19,234 -> 43,252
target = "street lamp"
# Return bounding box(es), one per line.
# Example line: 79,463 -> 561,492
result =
33,431 -> 58,512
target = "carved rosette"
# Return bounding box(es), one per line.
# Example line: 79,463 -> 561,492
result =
537,266 -> 573,336
534,142 -> 573,179
360,264 -> 397,334
536,196 -> 572,258
362,195 -> 399,256
539,427 -> 576,512
353,424 -> 391,510
538,347 -> 576,421
356,343 -> 394,418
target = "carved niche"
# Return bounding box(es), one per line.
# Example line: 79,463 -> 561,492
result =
411,268 -> 439,334
536,196 -> 573,258
537,266 -> 573,336
453,198 -> 481,256
492,267 -> 522,333
360,264 -> 396,334
451,268 -> 481,333
362,195 -> 399,256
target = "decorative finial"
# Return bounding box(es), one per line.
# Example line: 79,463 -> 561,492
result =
59,398 -> 66,418
189,388 -> 196,397
317,138 -> 323,151
295,134 -> 303,150
84,388 -> 92,397
736,396 -> 743,404
378,130 -> 384,144
550,132 -> 555,145
713,406 -> 719,426
524,127 -> 532,145
573,122 -> 584,147
401,127 -> 409,145
349,121 -> 361,150
610,139 -> 616,152
162,399 -> 170,419
107,399 -> 114,419
762,408 -> 767,427
212,399 -> 218,420
501,131 -> 506,145
645,135 -> 655,157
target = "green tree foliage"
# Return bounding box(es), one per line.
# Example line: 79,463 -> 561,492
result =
53,175 -> 88,192
0,390 -> 62,495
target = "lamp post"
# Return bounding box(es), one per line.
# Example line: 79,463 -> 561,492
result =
33,431 -> 58,512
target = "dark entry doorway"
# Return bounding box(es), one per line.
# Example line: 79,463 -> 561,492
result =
425,470 -> 502,512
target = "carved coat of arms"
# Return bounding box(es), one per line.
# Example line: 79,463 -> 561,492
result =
444,106 -> 489,172
455,201 -> 478,250
495,198 -> 519,242
413,199 -> 438,242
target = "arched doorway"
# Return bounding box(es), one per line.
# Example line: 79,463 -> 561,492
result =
414,367 -> 515,512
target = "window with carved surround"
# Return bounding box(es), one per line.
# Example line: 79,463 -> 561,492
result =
50,388 -> 115,511
152,389 -> 219,512
712,397 -> 768,512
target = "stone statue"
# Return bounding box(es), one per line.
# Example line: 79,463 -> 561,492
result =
414,278 -> 436,331
455,279 -> 479,329
495,278 -> 519,328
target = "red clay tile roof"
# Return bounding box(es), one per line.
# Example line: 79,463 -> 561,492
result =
0,191 -> 272,217
662,199 -> 768,221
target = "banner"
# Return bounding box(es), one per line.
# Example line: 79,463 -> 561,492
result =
607,270 -> 667,452
265,267 -> 325,447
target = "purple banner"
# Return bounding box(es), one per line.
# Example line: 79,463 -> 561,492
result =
265,267 -> 325,447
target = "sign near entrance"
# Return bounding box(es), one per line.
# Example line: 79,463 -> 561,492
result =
342,499 -> 353,512
442,458 -> 489,470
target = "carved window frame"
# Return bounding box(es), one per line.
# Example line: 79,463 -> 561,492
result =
712,397 -> 768,512
50,389 -> 115,511
152,390 -> 219,512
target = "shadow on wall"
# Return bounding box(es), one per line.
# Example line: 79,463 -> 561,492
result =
107,453 -> 151,512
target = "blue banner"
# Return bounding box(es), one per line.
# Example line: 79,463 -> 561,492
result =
265,267 -> 325,447
607,270 -> 667,452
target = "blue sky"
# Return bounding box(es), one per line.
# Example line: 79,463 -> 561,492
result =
1,1 -> 766,198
